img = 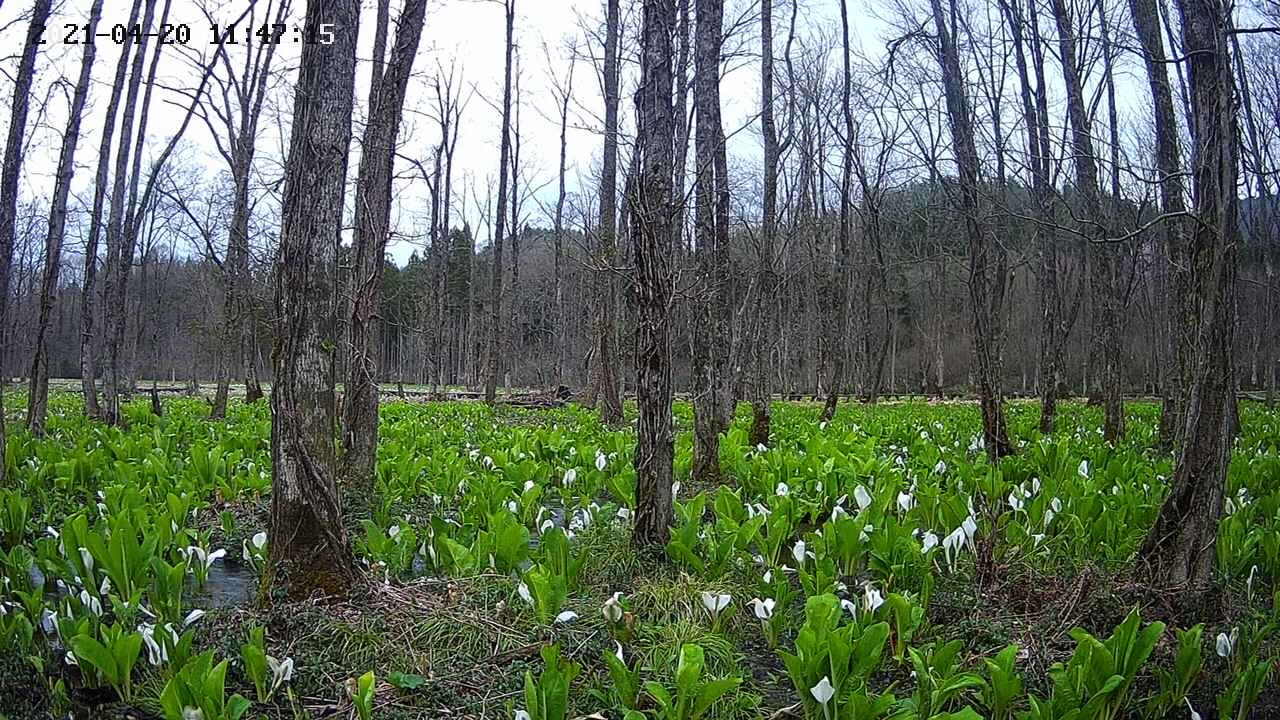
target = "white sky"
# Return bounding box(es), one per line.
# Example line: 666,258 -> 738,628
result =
0,0 -> 843,266
3,0 -> 1178,269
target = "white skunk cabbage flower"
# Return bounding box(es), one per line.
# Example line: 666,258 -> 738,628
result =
749,598 -> 776,620
863,584 -> 885,613
700,592 -> 731,616
810,676 -> 836,706
1216,630 -> 1235,658
602,592 -> 624,623
853,485 -> 872,511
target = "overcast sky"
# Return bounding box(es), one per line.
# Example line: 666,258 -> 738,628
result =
0,0 -> 876,267
4,0 -> 1194,269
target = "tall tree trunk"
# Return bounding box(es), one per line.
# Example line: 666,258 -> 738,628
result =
341,0 -> 428,487
633,0 -> 677,548
998,0 -> 1058,433
101,0 -> 161,423
928,0 -> 1013,461
1230,33 -> 1274,409
595,0 -> 625,424
1131,0 -> 1193,447
691,0 -> 731,483
1136,0 -> 1239,595
214,1 -> 289,415
80,0 -> 145,420
485,0 -> 516,406
0,0 -> 53,484
509,60 -> 522,388
1050,0 -> 1125,442
266,0 -> 361,600
553,53 -> 575,390
821,0 -> 855,423
28,0 -> 104,435
751,0 -> 778,447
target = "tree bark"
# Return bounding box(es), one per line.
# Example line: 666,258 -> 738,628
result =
595,0 -> 625,424
552,52 -> 575,389
691,0 -> 732,483
821,0 -> 856,423
1136,0 -> 1239,594
927,0 -> 1013,461
27,0 -> 104,435
79,0 -> 146,420
750,0 -> 778,447
485,0 -> 516,406
1050,0 -> 1125,442
208,0 -> 289,416
633,0 -> 677,548
266,0 -> 361,600
0,0 -> 53,484
998,0 -> 1058,433
341,0 -> 428,487
1130,0 -> 1193,447
101,0 -> 162,423
1230,32 -> 1274,410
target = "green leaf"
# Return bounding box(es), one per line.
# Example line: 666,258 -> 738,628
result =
389,671 -> 427,690
676,644 -> 705,701
226,694 -> 254,720
693,676 -> 741,719
69,634 -> 118,684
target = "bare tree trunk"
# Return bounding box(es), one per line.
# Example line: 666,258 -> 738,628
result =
633,0 -> 677,548
431,69 -> 462,393
691,0 -> 732,483
80,0 -> 145,420
28,0 -> 103,435
552,51 -> 575,389
928,0 -> 1013,461
751,0 -> 778,447
998,0 -> 1058,433
266,0 -> 361,600
1231,33 -> 1275,409
1050,0 -> 1125,442
210,0 -> 290,415
672,0 -> 691,255
341,0 -> 428,487
821,0 -> 855,423
1137,0 -> 1239,595
595,0 -> 625,424
485,0 -> 515,406
1130,0 -> 1193,447
101,0 -> 162,423
0,0 -> 53,483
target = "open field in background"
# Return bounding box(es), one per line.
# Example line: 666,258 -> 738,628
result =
0,393 -> 1277,719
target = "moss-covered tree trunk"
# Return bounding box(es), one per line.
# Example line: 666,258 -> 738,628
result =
266,0 -> 360,600
1137,0 -> 1239,595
